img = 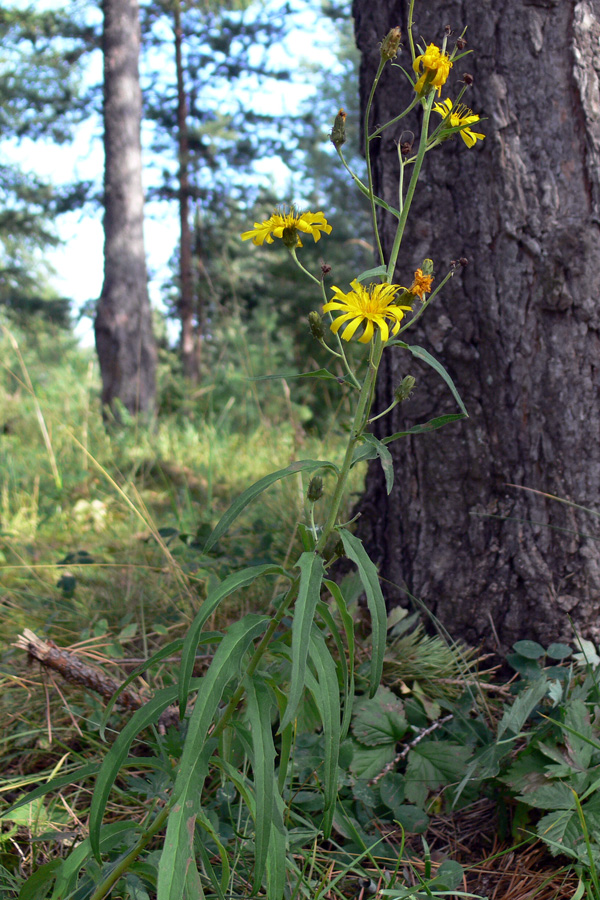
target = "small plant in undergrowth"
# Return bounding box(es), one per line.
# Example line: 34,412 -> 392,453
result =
5,4 -> 489,898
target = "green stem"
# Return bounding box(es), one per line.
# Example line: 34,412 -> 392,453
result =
368,95 -> 420,140
288,247 -> 320,285
364,58 -> 387,268
386,92 -> 435,282
397,267 -> 455,335
315,334 -> 383,553
407,0 -> 416,62
89,805 -> 170,900
335,145 -> 400,219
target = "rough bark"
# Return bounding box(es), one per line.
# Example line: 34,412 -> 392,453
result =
95,0 -> 156,416
353,0 -> 600,651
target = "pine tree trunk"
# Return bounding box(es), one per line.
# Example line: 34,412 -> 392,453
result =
353,0 -> 600,651
173,0 -> 199,383
95,0 -> 156,417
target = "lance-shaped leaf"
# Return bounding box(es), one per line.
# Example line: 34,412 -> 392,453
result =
306,627 -> 341,837
246,677 -> 277,890
157,614 -> 269,900
179,564 -> 288,713
338,530 -> 386,696
203,461 -> 338,555
391,342 -> 468,417
280,552 -> 326,731
324,579 -> 356,739
353,434 -> 394,494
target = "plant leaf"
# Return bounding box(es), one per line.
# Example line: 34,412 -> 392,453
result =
392,342 -> 468,417
280,552 -> 325,730
338,529 -> 386,696
323,579 -> 356,739
202,460 -> 338,554
306,627 -> 341,837
246,677 -> 276,890
352,686 -> 407,746
356,434 -> 394,494
179,564 -> 288,713
157,614 -> 269,900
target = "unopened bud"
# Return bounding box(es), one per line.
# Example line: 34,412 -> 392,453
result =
308,311 -> 325,341
456,37 -> 467,50
444,24 -> 452,35
307,476 -> 323,503
420,258 -> 434,276
463,72 -> 473,85
381,26 -> 402,61
330,109 -> 347,147
394,375 -> 416,403
459,257 -> 468,267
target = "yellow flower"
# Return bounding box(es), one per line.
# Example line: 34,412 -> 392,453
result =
409,268 -> 434,300
413,43 -> 452,96
433,97 -> 485,147
322,279 -> 413,344
241,209 -> 332,247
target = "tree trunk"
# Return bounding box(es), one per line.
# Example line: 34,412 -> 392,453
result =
95,0 -> 156,417
173,0 -> 199,383
353,0 -> 600,652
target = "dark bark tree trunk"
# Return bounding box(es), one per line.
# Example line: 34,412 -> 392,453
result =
173,0 -> 199,383
353,0 -> 600,652
95,0 -> 157,416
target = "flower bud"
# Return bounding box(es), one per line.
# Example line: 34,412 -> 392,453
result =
308,311 -> 325,341
381,26 -> 402,61
330,109 -> 347,148
463,72 -> 473,85
394,375 -> 416,403
307,476 -> 324,503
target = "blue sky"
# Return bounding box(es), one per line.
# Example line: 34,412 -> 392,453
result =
10,0 -> 337,344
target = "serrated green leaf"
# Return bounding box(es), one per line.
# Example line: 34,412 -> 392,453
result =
202,461 -> 337,555
349,743 -> 397,781
280,552 -> 325,730
497,677 -> 549,740
338,530 -> 386,696
352,686 -> 407,746
392,804 -> 429,834
179,564 -> 288,713
404,741 -> 471,807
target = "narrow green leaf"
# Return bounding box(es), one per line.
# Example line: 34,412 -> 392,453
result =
392,342 -> 468,417
253,368 -> 353,384
100,638 -> 184,738
179,564 -> 288,712
266,791 -> 287,900
158,615 -> 269,900
306,628 -> 341,837
203,461 -> 337,555
338,529 -> 386,696
324,579 -> 355,739
316,599 -> 347,699
52,822 -> 135,899
90,683 -> 191,860
246,677 -> 276,890
3,764 -> 100,817
360,434 -> 394,494
280,552 -> 325,731
356,265 -> 388,283
381,413 -> 466,443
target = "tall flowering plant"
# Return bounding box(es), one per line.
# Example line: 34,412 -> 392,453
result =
40,5 -> 484,899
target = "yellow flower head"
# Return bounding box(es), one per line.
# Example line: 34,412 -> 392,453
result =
413,43 -> 452,96
433,97 -> 485,147
409,268 -> 434,300
241,208 -> 332,248
322,279 -> 413,344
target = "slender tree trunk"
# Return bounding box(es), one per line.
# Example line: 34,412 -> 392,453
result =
95,0 -> 156,417
353,0 -> 600,652
173,0 -> 198,382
